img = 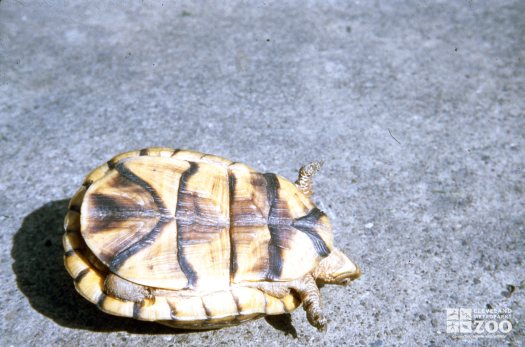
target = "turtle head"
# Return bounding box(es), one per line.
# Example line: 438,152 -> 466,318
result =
313,248 -> 360,286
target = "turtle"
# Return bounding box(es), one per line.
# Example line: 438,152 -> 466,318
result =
63,147 -> 360,331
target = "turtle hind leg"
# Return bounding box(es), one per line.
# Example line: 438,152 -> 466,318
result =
104,273 -> 151,302
253,275 -> 327,331
292,274 -> 327,332
295,161 -> 323,197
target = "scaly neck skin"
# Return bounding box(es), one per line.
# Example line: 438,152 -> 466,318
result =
313,248 -> 360,286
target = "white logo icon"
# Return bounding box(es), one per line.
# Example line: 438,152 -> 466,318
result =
445,307 -> 512,338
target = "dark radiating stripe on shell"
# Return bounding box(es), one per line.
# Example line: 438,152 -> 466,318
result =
263,173 -> 284,280
175,162 -> 200,288
107,162 -> 172,271
133,302 -> 141,319
114,162 -> 170,216
109,217 -> 169,272
171,149 -> 180,157
88,193 -> 159,221
228,172 -> 238,281
292,207 -> 330,257
139,148 -> 149,156
74,268 -> 90,283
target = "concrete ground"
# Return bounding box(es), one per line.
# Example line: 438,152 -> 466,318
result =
1,1 -> 524,346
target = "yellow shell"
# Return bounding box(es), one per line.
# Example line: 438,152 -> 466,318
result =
63,148 -> 333,328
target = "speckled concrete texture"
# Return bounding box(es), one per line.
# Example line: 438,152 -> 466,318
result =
1,1 -> 524,346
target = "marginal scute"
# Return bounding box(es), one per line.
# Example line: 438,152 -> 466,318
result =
170,149 -> 205,163
201,290 -> 239,318
138,147 -> 175,158
263,293 -> 288,314
167,296 -> 208,321
228,161 -> 256,173
74,267 -> 105,304
68,186 -> 86,212
107,150 -> 140,168
64,210 -> 80,232
63,216 -> 83,249
282,291 -> 302,312
64,250 -> 88,279
83,163 -> 110,186
99,295 -> 135,318
199,153 -> 234,167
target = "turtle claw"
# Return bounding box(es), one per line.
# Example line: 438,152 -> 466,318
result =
307,309 -> 328,332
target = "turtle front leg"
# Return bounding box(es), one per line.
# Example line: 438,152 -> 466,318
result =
291,274 -> 327,331
104,273 -> 151,302
295,161 -> 323,197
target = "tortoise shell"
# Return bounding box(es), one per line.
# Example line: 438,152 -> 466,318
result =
63,148 -> 334,329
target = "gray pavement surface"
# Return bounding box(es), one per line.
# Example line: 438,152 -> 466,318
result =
1,1 -> 524,346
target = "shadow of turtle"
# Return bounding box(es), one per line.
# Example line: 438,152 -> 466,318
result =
11,199 -> 184,334
265,314 -> 298,338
